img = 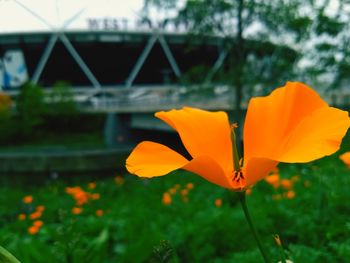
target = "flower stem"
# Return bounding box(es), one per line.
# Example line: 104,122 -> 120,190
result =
238,192 -> 270,263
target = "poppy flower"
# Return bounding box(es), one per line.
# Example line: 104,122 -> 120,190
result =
126,82 -> 350,190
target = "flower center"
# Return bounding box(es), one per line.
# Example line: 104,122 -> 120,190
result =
232,169 -> 246,190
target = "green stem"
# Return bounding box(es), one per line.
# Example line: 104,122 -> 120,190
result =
238,192 -> 270,263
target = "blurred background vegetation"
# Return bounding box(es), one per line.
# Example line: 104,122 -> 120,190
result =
1,0 -> 350,262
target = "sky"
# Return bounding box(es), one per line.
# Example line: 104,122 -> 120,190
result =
0,0 -> 145,33
0,0 -> 342,34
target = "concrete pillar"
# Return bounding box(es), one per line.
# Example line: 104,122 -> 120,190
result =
104,113 -> 131,148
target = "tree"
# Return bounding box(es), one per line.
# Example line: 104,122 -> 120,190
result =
299,0 -> 350,101
142,0 -> 312,142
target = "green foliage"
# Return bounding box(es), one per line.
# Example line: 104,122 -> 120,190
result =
16,82 -> 45,139
1,144 -> 350,263
44,81 -> 77,116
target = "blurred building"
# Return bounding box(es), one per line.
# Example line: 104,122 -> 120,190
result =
0,0 -> 223,90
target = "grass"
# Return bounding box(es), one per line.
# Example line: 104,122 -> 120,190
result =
0,132 -> 105,152
0,146 -> 350,263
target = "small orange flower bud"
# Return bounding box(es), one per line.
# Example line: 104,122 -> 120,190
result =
28,226 -> 40,235
18,214 -> 26,221
215,198 -> 222,207
280,179 -> 293,190
246,188 -> 252,195
72,207 -> 83,215
162,192 -> 172,205
285,190 -> 296,199
180,189 -> 189,196
91,193 -> 100,200
95,209 -> 104,217
29,211 -> 42,220
265,174 -> 280,189
340,152 -> 350,168
33,220 -> 43,228
291,175 -> 300,182
168,188 -> 177,195
186,183 -> 194,190
88,182 -> 96,190
36,205 -> 45,212
274,234 -> 281,246
115,176 -> 124,186
23,195 -> 33,204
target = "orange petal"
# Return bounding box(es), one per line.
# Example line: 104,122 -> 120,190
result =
155,107 -> 233,176
243,158 -> 279,187
244,82 -> 350,164
126,141 -> 189,177
277,106 -> 350,162
183,156 -> 233,189
244,82 -> 327,161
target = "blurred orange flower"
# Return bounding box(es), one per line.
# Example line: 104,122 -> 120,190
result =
284,190 -> 296,199
95,209 -> 104,217
29,211 -> 42,220
168,187 -> 177,195
215,198 -> 222,207
126,82 -> 350,190
265,173 -> 280,189
280,179 -> 293,190
36,205 -> 45,212
33,220 -> 43,228
18,214 -> 26,221
340,152 -> 350,168
186,183 -> 194,189
180,189 -> 189,196
246,188 -> 252,196
72,207 -> 83,215
88,182 -> 96,190
162,192 -> 172,205
28,226 -> 40,235
91,193 -> 100,200
115,176 -> 124,186
23,195 -> 33,204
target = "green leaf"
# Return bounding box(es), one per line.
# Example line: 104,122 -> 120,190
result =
0,246 -> 21,263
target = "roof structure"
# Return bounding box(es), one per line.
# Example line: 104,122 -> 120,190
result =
0,0 -> 181,34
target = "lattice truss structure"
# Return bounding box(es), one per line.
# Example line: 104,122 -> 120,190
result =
0,0 -> 230,91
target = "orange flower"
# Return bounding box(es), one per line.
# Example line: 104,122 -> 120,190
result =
95,209 -> 104,217
72,207 -> 83,215
91,193 -> 100,200
126,82 -> 350,190
273,234 -> 282,246
265,173 -> 280,189
36,205 -> 45,212
23,195 -> 33,204
115,176 -> 124,186
28,226 -> 40,235
340,152 -> 350,168
18,214 -> 26,221
180,189 -> 189,196
88,182 -> 96,190
284,190 -> 296,199
280,179 -> 293,190
215,198 -> 222,207
162,192 -> 172,205
186,183 -> 194,189
33,220 -> 43,228
246,188 -> 252,195
168,187 -> 177,195
29,211 -> 42,220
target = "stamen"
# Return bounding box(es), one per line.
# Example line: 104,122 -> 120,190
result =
231,169 -> 245,190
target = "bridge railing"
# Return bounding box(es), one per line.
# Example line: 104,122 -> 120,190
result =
4,85 -> 350,113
